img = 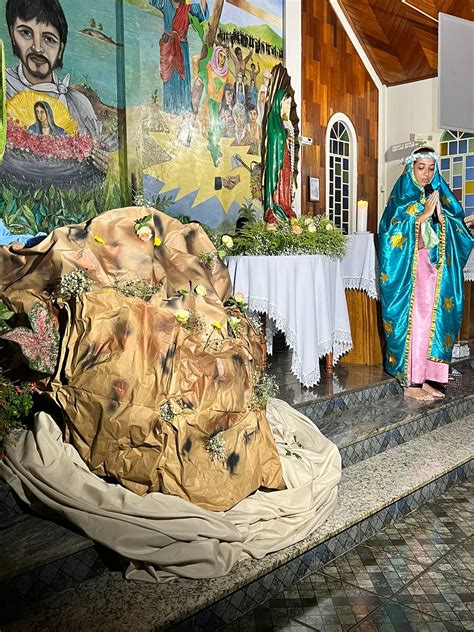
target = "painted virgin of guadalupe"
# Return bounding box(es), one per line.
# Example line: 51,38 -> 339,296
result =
28,101 -> 66,136
379,147 -> 473,400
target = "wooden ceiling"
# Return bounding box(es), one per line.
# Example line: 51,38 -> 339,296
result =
337,0 -> 474,85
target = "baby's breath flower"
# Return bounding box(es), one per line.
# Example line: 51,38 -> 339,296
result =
206,432 -> 226,461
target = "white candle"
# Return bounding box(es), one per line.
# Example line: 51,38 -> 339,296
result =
357,200 -> 368,232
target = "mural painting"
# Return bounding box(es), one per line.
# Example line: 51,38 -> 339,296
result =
140,0 -> 284,231
0,0 -> 283,238
0,0 -> 123,238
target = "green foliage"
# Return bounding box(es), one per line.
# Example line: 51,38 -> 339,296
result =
0,301 -> 14,335
250,373 -> 279,410
0,181 -> 125,236
88,18 -> 96,28
232,216 -> 347,259
0,377 -> 34,455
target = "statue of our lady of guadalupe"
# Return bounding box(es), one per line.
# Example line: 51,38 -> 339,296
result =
260,64 -> 300,223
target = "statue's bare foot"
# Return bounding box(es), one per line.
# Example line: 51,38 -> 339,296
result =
422,383 -> 445,398
404,386 -> 434,401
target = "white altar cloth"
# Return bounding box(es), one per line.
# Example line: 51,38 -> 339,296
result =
341,233 -> 379,299
226,255 -> 353,388
464,249 -> 474,281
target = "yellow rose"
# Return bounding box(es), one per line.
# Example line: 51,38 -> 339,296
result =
304,217 -> 313,226
221,235 -> 234,248
290,217 -> 299,225
175,309 -> 191,324
325,222 -> 334,231
307,223 -> 317,233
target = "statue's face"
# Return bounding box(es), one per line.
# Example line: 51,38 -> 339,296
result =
280,95 -> 292,120
218,50 -> 226,68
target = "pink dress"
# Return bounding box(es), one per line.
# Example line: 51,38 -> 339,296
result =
408,229 -> 449,385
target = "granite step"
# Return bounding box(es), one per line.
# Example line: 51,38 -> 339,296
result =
2,415 -> 472,631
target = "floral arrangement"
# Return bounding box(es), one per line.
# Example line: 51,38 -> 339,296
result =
7,120 -> 93,162
114,278 -> 162,302
206,432 -> 226,461
0,377 -> 35,456
58,270 -> 93,300
250,373 -> 279,410
232,216 -> 347,259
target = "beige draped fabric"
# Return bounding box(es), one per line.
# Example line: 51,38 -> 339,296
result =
0,399 -> 340,582
0,208 -> 284,509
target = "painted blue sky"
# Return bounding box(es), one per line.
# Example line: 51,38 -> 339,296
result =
209,0 -> 283,36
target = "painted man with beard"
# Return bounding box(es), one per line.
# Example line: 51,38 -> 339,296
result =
5,0 -> 101,138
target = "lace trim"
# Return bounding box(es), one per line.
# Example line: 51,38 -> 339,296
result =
248,297 -> 353,387
342,275 -> 379,300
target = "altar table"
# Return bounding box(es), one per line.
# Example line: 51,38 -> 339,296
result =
226,255 -> 353,388
339,233 -> 383,365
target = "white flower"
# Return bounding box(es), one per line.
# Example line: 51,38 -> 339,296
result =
137,226 -> 153,241
234,292 -> 246,305
325,222 -> 334,231
304,217 -> 313,226
221,235 -> 234,248
228,316 -> 241,328
307,223 -> 317,233
194,284 -> 207,296
175,309 -> 191,324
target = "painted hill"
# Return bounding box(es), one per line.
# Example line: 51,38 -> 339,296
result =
220,22 -> 282,48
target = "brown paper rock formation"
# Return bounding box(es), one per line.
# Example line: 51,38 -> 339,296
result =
0,208 -> 284,510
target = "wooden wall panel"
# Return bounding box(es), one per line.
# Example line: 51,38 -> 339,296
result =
301,1 -> 379,234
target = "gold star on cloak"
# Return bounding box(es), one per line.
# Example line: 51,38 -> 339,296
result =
406,204 -> 418,217
396,372 -> 403,382
383,320 -> 393,335
390,232 -> 406,250
443,297 -> 454,311
388,353 -> 396,365
445,334 -> 454,350
456,225 -> 463,233
380,272 -> 389,283
441,194 -> 450,207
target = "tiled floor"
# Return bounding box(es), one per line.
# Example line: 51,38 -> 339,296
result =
222,479 -> 473,631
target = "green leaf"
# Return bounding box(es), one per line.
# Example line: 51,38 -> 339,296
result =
20,205 -> 39,234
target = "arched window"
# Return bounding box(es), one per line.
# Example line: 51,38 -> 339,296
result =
325,113 -> 357,234
439,130 -> 474,216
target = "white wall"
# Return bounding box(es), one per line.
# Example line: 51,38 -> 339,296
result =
284,0 -> 302,215
383,78 -> 442,213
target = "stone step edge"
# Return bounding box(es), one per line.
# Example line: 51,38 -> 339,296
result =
291,355 -> 474,413
339,393 -> 474,468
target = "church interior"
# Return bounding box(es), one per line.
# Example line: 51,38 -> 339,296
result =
0,0 -> 473,630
